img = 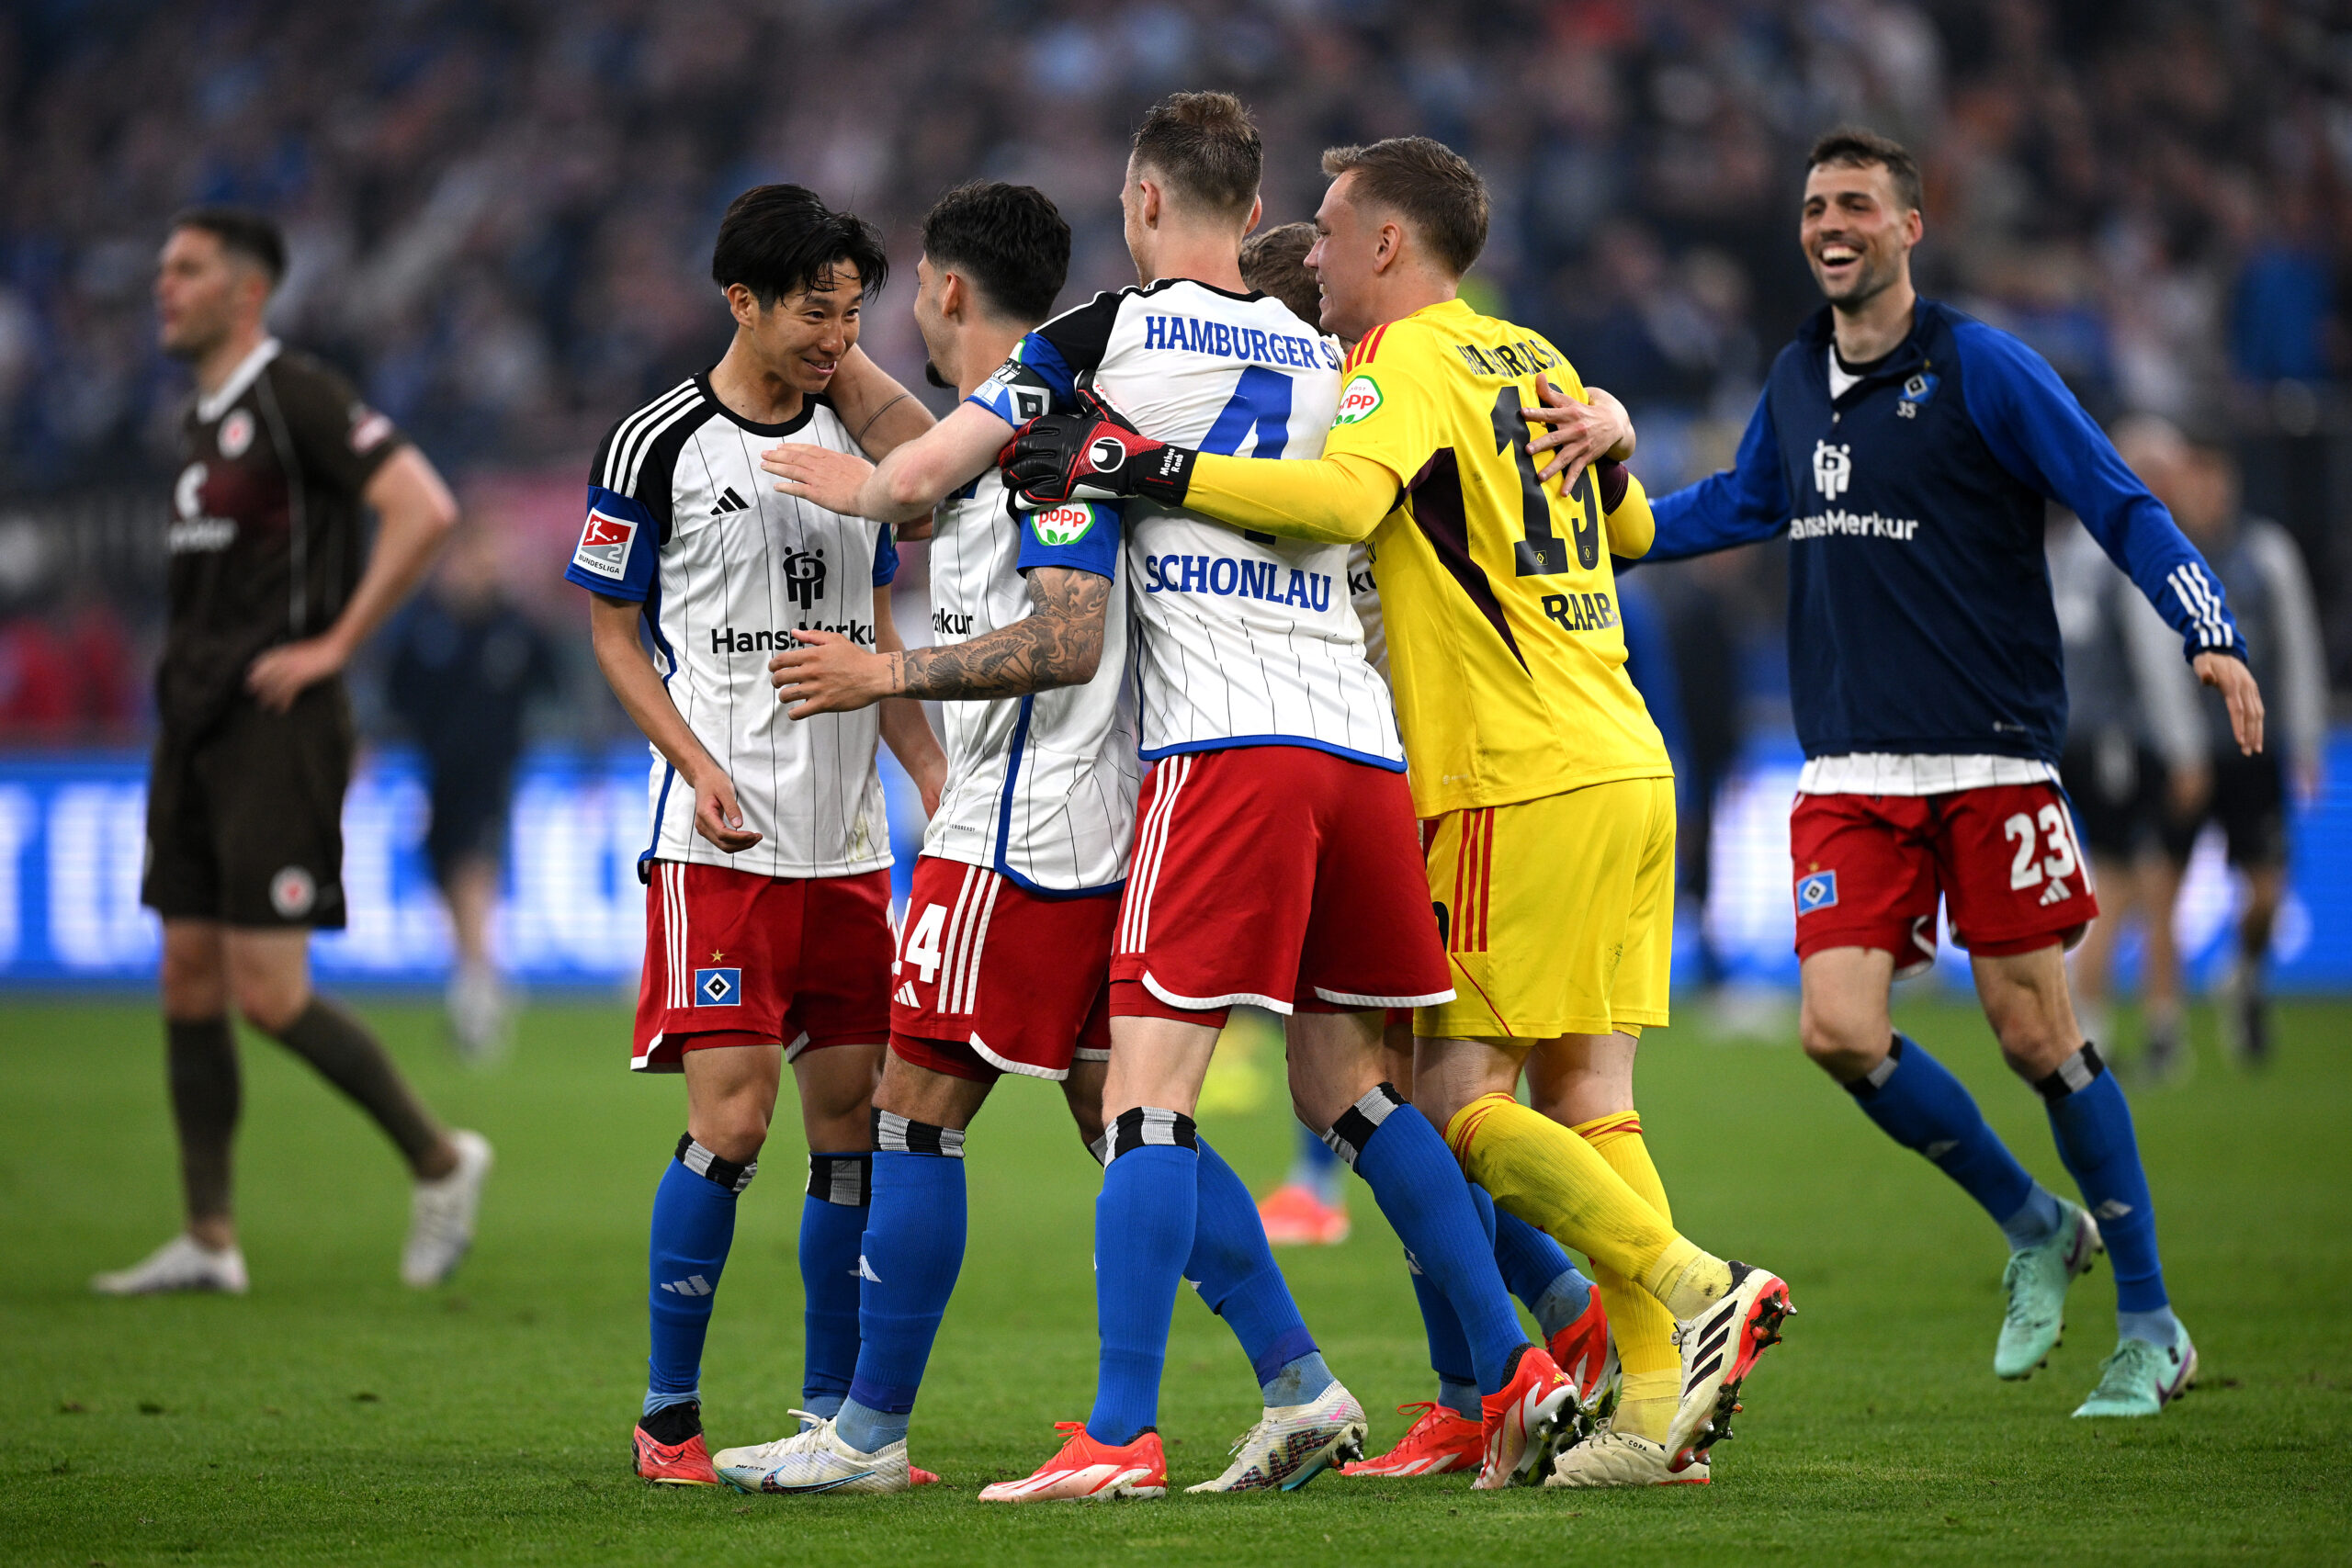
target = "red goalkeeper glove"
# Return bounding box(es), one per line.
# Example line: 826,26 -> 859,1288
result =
1001,389 -> 1195,507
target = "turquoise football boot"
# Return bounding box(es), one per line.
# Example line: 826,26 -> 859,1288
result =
1995,1200 -> 2102,1380
2073,1327 -> 2198,1417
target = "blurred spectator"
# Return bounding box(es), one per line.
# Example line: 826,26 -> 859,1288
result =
384,522 -> 560,1058
2133,423 -> 2328,1077
1,0 -> 2348,728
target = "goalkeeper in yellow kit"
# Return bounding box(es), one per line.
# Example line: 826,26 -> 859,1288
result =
1006,135 -> 1792,1487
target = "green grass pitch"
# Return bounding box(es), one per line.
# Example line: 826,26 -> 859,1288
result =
3,994 -> 2347,1565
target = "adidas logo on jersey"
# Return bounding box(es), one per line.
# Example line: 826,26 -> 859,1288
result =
712,486 -> 751,514
2040,877 -> 2072,906
661,1274 -> 715,1297
894,982 -> 920,1007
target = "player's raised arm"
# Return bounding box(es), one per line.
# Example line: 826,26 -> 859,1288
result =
1643,389 -> 1795,561
1951,321 -> 2264,753
765,399 -> 1009,525
827,344 -> 934,459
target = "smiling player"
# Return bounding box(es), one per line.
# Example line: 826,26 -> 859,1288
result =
566,185 -> 945,1486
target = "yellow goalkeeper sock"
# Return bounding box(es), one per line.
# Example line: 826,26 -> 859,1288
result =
1444,1093 -> 1729,1317
1573,1111 -> 1680,1444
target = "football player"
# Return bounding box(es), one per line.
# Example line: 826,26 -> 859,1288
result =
567,185 -> 944,1486
1241,222 -> 1617,1480
769,96 -> 1577,1497
1008,136 -> 1794,1487
713,180 -> 1369,1496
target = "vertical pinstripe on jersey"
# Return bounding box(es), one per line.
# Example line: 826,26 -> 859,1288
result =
920,472 -> 1138,891
618,386 -> 891,879
1094,282 -> 1402,765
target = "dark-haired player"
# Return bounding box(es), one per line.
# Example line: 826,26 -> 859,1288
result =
778,93 -> 1571,1500
1637,130 -> 2259,1418
565,184 -> 944,1485
1009,134 -> 1793,1488
97,207 -> 492,1299
717,179 -> 1367,1497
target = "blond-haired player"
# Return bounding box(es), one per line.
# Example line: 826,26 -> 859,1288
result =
1008,136 -> 1792,1486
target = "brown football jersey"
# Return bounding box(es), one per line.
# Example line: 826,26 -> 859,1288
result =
162,340 -> 404,731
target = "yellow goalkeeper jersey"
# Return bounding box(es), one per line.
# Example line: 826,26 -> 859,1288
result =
1323,298 -> 1669,817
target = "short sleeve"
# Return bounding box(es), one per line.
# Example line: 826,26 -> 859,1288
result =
966,290 -> 1125,424
272,357 -> 405,498
872,525 -> 899,587
567,484 -> 661,603
1015,499 -> 1122,581
1318,325 -> 1447,490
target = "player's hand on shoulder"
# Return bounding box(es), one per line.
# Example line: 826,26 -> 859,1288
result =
2193,650 -> 2266,756
769,628 -> 894,719
1525,374 -> 1634,492
245,634 -> 350,713
690,769 -> 763,853
763,442 -> 874,516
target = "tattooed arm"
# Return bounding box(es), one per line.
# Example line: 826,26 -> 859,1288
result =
769,567 -> 1111,716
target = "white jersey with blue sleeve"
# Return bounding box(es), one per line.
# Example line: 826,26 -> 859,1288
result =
970,280 -> 1403,770
922,471 -> 1138,893
566,376 -> 898,880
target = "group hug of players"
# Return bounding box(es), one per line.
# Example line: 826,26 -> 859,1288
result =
566,93 -> 2257,1498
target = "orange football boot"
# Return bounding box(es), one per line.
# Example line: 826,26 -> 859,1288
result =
1339,1402 -> 1483,1477
1475,1346 -> 1577,1490
976,1422 -> 1168,1502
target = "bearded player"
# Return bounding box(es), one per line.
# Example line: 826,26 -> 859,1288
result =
568,186 -> 946,1485
771,96 -> 1579,1496
711,179 -> 1369,1496
1009,136 -> 1792,1487
1632,129 -> 2253,1418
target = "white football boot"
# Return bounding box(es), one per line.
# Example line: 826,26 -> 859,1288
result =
1185,1381 -> 1367,1493
1666,1261 -> 1792,1460
1547,1426 -> 1711,1487
715,1415 -> 910,1495
401,1130 -> 493,1287
91,1235 -> 248,1296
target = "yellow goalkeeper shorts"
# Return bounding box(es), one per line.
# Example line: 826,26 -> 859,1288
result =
1417,774 -> 1676,1042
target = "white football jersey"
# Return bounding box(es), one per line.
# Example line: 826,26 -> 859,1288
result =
566,376 -> 898,879
922,472 -> 1138,892
971,281 -> 1404,770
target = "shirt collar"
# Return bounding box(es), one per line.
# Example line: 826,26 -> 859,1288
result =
196,336 -> 282,424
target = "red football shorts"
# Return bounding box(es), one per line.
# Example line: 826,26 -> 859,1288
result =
1789,784 -> 2098,979
888,855 -> 1116,1083
632,861 -> 893,1071
1111,746 -> 1453,1023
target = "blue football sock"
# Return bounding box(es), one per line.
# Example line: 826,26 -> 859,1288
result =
800,1152 -> 870,1416
645,1135 -> 752,1414
1332,1086 -> 1524,1395
836,1120 -> 968,1456
1487,1193 -> 1594,1339
1407,1250 -> 1477,1404
1402,1181 -> 1495,1399
1088,1111 -> 1198,1445
1437,1376 -> 1482,1422
2118,1305 -> 2183,1348
1187,1137 -> 1326,1401
2038,1044 -> 2170,1319
1847,1034 -> 2059,1246
1284,1120 -> 1347,1207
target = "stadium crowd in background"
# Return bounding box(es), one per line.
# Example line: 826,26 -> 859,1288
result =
4,0 -> 2346,518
